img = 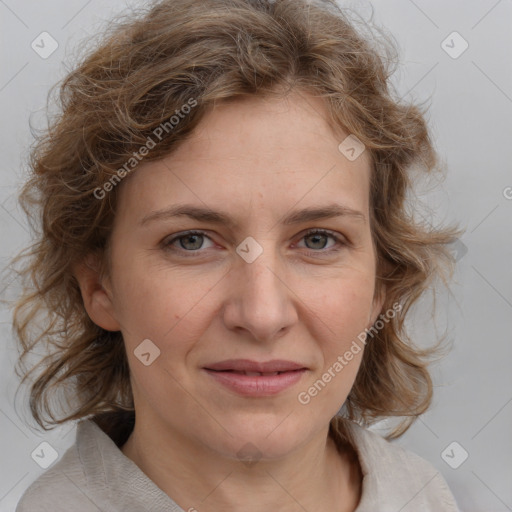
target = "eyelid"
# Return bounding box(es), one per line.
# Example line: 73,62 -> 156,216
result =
162,228 -> 349,256
295,228 -> 349,255
162,230 -> 216,253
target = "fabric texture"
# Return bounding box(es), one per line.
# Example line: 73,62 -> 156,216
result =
16,418 -> 460,512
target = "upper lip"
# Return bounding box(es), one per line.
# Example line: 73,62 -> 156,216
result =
204,359 -> 307,372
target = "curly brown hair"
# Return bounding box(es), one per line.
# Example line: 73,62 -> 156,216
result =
9,0 -> 462,443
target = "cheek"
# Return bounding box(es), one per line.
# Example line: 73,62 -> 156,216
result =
309,271 -> 375,342
301,272 -> 374,399
110,256 -> 218,353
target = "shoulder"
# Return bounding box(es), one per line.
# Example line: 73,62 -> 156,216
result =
16,446 -> 95,511
341,421 -> 460,512
16,421 -> 111,512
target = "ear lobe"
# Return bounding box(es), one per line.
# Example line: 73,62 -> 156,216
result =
72,253 -> 121,332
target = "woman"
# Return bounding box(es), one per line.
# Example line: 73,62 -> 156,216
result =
12,0 -> 462,510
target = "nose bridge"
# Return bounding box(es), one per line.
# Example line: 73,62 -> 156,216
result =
224,237 -> 297,341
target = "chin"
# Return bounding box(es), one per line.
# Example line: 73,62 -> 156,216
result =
203,416 -> 317,462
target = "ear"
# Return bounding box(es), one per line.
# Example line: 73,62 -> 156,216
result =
72,252 -> 121,332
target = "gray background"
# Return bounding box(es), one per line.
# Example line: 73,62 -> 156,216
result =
1,0 -> 511,511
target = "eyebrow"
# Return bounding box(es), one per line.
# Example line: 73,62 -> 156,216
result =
140,203 -> 366,228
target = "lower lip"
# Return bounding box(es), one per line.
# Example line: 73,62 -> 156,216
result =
203,369 -> 307,396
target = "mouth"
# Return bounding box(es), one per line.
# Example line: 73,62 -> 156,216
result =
202,360 -> 308,396
204,359 -> 308,373
207,369 -> 298,376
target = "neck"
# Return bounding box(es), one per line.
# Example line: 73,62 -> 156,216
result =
120,418 -> 362,512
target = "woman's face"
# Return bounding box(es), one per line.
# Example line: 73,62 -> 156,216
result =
91,90 -> 384,459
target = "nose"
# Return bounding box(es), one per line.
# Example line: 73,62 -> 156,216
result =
221,245 -> 299,344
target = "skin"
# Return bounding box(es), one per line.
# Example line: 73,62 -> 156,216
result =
75,90 -> 385,512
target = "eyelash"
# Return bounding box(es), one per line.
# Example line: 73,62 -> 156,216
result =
162,229 -> 347,258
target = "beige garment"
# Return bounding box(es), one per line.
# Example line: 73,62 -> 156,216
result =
16,418 -> 460,512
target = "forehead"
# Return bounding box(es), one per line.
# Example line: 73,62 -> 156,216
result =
118,91 -> 372,222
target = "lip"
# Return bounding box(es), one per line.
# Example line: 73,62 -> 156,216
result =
204,359 -> 307,373
203,359 -> 308,397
